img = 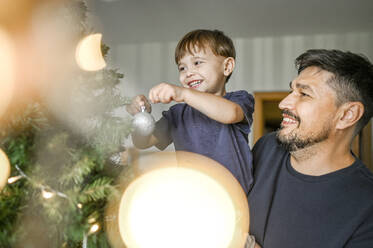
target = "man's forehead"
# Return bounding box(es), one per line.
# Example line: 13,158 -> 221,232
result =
292,66 -> 334,86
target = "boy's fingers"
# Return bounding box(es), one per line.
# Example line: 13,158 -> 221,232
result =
149,88 -> 160,104
145,103 -> 152,113
160,90 -> 173,103
126,95 -> 151,115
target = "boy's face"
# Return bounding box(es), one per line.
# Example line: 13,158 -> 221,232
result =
177,46 -> 233,96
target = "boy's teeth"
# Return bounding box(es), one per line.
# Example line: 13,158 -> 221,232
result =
189,80 -> 202,87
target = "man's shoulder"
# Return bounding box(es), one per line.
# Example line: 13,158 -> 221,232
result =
353,159 -> 373,191
253,132 -> 279,151
252,132 -> 287,167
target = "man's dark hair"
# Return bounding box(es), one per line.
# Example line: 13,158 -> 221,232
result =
295,49 -> 373,134
175,29 -> 236,82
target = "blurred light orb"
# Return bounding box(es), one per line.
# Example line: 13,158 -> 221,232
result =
0,28 -> 15,118
0,148 -> 11,190
75,33 -> 106,71
118,151 -> 249,248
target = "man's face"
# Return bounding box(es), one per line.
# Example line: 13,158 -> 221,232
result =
277,66 -> 339,152
177,46 -> 228,96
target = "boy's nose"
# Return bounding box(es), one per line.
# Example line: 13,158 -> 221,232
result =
186,69 -> 195,77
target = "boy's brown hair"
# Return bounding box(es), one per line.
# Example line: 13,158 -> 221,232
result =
175,29 -> 236,82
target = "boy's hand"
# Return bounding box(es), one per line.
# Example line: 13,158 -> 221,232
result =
126,95 -> 152,116
149,83 -> 186,104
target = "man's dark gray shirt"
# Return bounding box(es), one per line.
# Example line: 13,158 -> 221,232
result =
249,132 -> 373,247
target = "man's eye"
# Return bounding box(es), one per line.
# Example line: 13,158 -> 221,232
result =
300,92 -> 310,97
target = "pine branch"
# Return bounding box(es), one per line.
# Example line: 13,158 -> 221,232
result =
60,149 -> 104,186
79,177 -> 116,203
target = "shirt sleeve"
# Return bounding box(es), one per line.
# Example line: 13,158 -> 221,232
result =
153,115 -> 173,150
227,90 -> 255,134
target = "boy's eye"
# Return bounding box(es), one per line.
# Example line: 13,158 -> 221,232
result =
178,66 -> 185,72
194,61 -> 203,65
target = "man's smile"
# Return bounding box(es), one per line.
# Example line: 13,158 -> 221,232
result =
281,110 -> 300,127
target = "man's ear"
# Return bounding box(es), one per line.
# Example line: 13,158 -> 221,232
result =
223,57 -> 235,76
336,102 -> 364,130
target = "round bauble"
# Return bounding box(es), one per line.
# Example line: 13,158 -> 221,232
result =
132,109 -> 155,136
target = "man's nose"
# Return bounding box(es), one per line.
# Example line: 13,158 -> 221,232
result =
279,93 -> 295,110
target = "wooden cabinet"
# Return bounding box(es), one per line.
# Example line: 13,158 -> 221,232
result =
253,91 -> 372,171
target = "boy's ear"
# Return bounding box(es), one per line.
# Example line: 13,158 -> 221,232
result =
336,102 -> 364,130
223,57 -> 235,76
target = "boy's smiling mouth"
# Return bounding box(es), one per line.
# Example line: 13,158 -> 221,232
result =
187,80 -> 203,88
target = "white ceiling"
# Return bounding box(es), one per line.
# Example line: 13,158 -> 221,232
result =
89,0 -> 373,46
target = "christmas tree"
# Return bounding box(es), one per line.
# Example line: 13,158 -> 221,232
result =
0,0 -> 134,247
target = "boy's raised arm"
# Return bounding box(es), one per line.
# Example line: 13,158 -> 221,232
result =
183,89 -> 245,124
149,82 -> 245,124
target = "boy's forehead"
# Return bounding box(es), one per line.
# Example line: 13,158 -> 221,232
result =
179,45 -> 213,59
185,43 -> 209,55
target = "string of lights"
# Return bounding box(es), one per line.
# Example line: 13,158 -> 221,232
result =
7,164 -> 101,243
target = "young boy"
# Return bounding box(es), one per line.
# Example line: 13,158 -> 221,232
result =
126,29 -> 254,194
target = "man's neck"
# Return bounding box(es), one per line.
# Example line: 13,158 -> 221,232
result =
289,139 -> 355,176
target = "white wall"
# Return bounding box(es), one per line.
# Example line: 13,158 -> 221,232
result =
112,31 -> 373,151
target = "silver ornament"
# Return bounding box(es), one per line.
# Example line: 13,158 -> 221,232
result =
132,106 -> 155,136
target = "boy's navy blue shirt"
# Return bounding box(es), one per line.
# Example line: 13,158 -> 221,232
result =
153,90 -> 254,194
248,132 -> 373,247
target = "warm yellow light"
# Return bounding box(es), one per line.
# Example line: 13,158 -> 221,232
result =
88,217 -> 96,224
0,149 -> 11,190
0,28 -> 15,118
7,175 -> 23,184
42,189 -> 55,199
75,33 -> 106,71
77,203 -> 83,209
118,151 -> 249,248
89,223 -> 100,234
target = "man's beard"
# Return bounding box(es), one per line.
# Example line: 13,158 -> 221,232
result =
276,111 -> 332,152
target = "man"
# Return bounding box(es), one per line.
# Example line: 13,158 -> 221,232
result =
248,49 -> 373,247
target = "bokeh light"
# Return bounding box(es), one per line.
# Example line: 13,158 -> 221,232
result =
117,151 -> 249,248
75,33 -> 106,71
0,28 -> 15,118
0,148 -> 11,190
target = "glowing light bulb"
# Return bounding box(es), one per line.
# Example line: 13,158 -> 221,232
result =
75,33 -> 106,71
118,151 -> 249,248
88,217 -> 96,224
42,189 -> 55,199
89,223 -> 100,234
7,175 -> 23,184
